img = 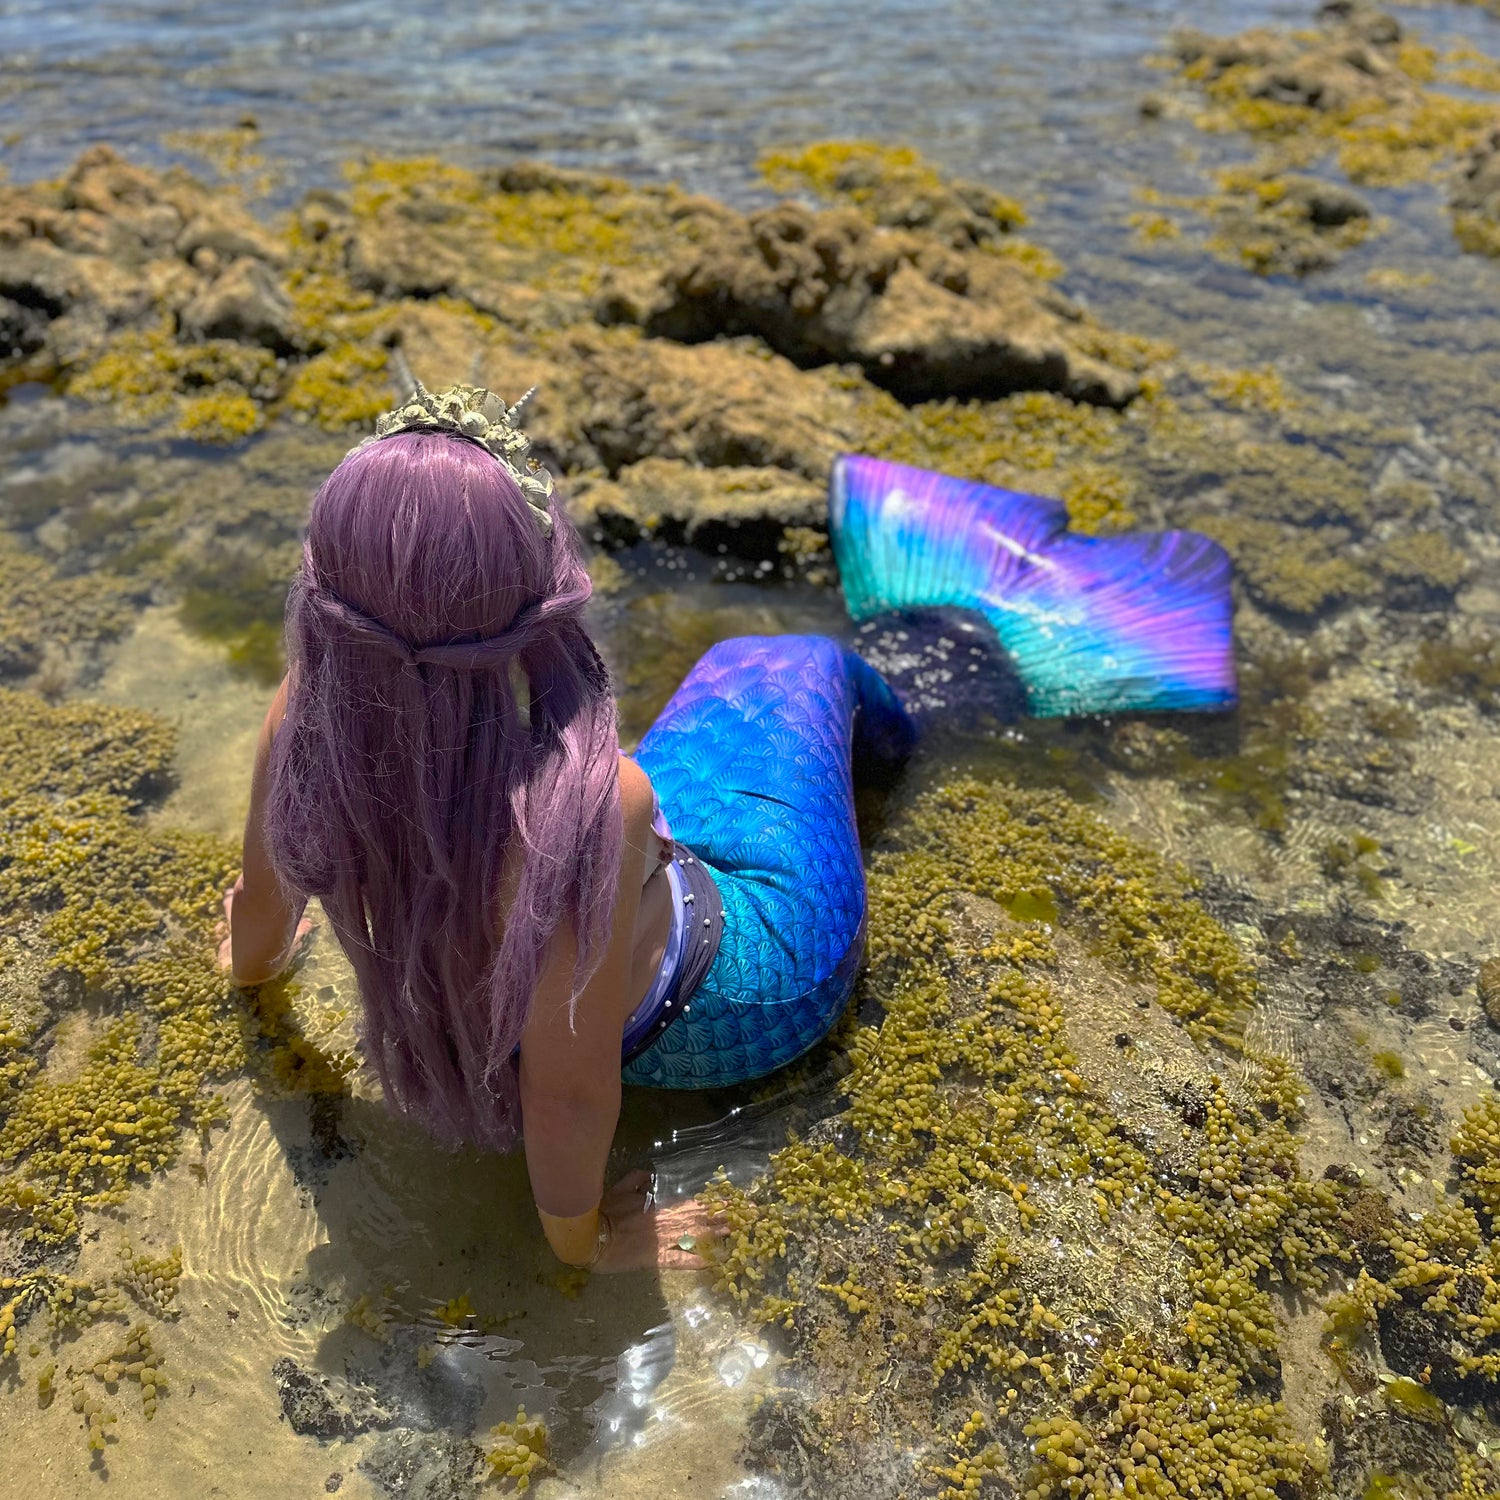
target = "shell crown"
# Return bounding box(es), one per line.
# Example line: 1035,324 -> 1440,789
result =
357,380 -> 555,537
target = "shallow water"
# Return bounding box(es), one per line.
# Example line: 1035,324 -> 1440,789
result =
3,0 -> 1500,1496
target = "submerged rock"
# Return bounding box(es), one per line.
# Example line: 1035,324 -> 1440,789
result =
360,1429 -> 484,1500
271,1354 -> 390,1441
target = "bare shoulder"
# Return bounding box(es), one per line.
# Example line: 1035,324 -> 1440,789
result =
615,753 -> 657,843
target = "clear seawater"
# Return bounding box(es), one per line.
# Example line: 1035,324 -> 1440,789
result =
3,1 -> 1500,1496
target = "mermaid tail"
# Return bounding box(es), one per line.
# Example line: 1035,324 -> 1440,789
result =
828,454 -> 1237,716
625,635 -> 913,1088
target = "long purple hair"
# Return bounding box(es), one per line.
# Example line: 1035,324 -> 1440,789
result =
265,430 -> 623,1152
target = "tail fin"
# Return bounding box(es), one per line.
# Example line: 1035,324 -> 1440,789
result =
829,454 -> 1237,717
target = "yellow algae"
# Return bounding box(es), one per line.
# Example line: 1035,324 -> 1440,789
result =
177,390 -> 263,443
1060,466 -> 1137,535
0,687 -> 249,1452
484,1406 -> 550,1490
434,1293 -> 476,1328
282,341 -> 392,430
1200,362 -> 1297,416
708,776 -> 1346,1496
758,140 -> 1029,235
1167,6 -> 1500,260
345,1290 -> 396,1342
345,154 -> 673,286
1127,210 -> 1183,244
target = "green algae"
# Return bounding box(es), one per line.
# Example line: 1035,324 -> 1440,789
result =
0,684 -> 356,1457
1322,835 -> 1387,898
177,558 -> 293,688
707,775 -> 1348,1497
1413,627 -> 1500,711
1165,5 -> 1500,263
0,534 -> 139,685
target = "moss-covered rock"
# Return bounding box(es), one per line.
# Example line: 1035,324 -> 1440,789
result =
758,141 -> 1028,248
568,457 -> 825,556
605,199 -> 1139,406
1164,2 -> 1500,264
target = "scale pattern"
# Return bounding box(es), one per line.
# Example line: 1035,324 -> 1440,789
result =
622,635 -> 913,1088
829,453 -> 1238,716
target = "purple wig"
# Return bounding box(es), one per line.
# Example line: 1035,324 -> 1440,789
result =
265,430 -> 622,1152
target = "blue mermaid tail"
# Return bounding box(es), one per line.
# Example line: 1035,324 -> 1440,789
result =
828,454 -> 1237,716
623,636 -> 914,1089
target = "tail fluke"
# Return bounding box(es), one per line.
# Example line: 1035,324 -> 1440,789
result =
829,454 -> 1237,717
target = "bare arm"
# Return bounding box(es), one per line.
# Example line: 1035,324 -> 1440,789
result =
518,758 -> 654,1252
226,677 -> 310,985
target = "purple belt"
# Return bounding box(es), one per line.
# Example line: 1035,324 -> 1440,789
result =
620,844 -> 723,1064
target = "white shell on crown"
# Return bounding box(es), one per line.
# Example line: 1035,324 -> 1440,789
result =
360,381 -> 556,536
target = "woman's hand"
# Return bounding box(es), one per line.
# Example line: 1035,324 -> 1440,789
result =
589,1168 -> 722,1273
216,881 -> 314,981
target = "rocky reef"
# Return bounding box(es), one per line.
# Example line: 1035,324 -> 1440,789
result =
707,776 -> 1500,1500
0,127 -> 1488,678
0,80 -> 1499,1498
1148,0 -> 1500,272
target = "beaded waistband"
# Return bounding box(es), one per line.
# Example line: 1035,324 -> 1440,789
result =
620,845 -> 724,1064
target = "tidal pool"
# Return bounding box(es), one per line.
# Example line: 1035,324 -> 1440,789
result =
3,1 -> 1500,1497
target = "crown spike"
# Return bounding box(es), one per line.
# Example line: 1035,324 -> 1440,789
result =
351,379 -> 555,540
388,346 -> 418,404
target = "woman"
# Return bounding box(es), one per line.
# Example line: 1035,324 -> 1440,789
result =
221,382 -> 915,1272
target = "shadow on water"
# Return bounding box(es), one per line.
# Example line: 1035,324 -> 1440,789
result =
226,921 -> 852,1492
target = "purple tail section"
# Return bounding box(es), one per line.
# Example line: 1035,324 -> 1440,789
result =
828,454 -> 1237,716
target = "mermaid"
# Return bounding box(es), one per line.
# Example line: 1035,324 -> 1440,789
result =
221,381 -> 1235,1272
